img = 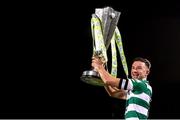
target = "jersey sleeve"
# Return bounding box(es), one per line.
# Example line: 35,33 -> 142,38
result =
118,78 -> 133,90
118,78 -> 150,93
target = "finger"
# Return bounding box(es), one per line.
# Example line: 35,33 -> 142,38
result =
92,59 -> 97,63
92,55 -> 100,59
91,63 -> 97,68
92,58 -> 99,62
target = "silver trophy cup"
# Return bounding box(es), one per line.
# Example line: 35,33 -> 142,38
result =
81,7 -> 121,86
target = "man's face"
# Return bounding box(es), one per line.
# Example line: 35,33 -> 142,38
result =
131,61 -> 149,80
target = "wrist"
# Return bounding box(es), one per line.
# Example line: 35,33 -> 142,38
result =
96,64 -> 104,73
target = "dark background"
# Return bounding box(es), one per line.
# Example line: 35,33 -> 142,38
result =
1,0 -> 180,119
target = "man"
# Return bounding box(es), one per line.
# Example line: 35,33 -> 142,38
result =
92,57 -> 152,120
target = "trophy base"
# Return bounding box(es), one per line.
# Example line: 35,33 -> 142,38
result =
81,70 -> 105,86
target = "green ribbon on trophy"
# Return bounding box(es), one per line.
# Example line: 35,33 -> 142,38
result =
81,7 -> 129,86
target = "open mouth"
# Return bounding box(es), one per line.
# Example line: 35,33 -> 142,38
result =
132,74 -> 139,79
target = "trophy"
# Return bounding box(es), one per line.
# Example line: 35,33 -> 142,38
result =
81,7 -> 128,86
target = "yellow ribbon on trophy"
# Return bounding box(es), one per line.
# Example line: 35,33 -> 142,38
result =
91,15 -> 129,78
91,15 -> 108,62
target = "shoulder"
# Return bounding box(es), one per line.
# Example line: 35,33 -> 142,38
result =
129,79 -> 151,92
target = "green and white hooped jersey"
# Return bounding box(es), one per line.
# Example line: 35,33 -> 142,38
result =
118,78 -> 152,120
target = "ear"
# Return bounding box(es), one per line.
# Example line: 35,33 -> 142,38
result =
146,69 -> 150,75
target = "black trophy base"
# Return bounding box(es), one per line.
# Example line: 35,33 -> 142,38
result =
81,70 -> 105,86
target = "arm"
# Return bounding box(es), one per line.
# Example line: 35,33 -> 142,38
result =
92,57 -> 127,99
104,85 -> 127,100
92,57 -> 119,87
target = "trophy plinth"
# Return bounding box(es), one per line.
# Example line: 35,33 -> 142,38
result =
81,70 -> 105,86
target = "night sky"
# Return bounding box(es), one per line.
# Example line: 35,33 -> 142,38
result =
78,1 -> 180,119
1,1 -> 180,119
